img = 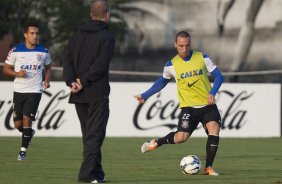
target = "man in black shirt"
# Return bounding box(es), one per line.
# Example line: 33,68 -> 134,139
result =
63,0 -> 115,183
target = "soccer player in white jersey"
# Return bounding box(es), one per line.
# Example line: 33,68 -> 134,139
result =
134,31 -> 224,175
3,22 -> 52,160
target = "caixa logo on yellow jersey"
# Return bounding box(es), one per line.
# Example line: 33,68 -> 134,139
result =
181,69 -> 203,79
20,64 -> 42,70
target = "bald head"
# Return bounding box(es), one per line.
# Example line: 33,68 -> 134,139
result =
91,0 -> 110,21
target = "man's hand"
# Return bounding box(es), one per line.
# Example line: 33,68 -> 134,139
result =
76,78 -> 82,88
16,70 -> 26,78
43,81 -> 50,89
207,94 -> 216,105
70,78 -> 83,93
134,94 -> 145,104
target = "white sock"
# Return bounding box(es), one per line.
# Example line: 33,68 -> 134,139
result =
20,147 -> 27,152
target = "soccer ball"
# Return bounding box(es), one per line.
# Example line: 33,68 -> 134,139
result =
180,155 -> 201,175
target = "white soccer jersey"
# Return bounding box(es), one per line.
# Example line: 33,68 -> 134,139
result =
163,51 -> 217,79
5,43 -> 52,93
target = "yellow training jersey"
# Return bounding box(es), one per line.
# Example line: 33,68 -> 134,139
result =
165,51 -> 214,107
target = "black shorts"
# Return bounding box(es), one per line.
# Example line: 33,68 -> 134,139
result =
178,104 -> 221,135
13,92 -> 42,121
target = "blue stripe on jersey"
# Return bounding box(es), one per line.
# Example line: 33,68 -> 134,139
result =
209,68 -> 224,95
203,53 -> 209,58
165,60 -> 172,67
13,43 -> 49,53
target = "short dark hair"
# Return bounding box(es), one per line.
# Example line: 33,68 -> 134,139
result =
175,31 -> 191,42
91,0 -> 109,19
24,22 -> 39,33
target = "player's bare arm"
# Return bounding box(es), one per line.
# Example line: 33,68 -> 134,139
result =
3,63 -> 26,78
43,64 -> 52,89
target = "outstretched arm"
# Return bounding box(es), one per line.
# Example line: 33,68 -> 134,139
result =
134,76 -> 170,104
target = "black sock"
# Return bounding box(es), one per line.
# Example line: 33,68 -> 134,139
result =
22,128 -> 32,149
156,132 -> 176,147
205,135 -> 219,168
18,127 -> 23,133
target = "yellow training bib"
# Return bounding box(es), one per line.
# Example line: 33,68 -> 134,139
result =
171,51 -> 212,107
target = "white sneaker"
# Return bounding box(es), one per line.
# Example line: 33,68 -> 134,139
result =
203,166 -> 219,176
17,151 -> 26,161
91,178 -> 105,183
141,139 -> 158,153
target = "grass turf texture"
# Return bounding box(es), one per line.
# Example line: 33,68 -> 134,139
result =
0,137 -> 281,184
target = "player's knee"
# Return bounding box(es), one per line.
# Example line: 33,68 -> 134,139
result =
175,137 -> 187,144
14,123 -> 22,129
207,128 -> 220,136
206,121 -> 220,135
23,115 -> 32,127
174,132 -> 189,143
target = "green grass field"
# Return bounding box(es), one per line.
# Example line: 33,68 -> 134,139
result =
0,137 -> 281,184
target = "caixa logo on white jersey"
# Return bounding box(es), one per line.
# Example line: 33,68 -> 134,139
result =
1,90 -> 69,131
133,90 -> 253,131
20,64 -> 42,70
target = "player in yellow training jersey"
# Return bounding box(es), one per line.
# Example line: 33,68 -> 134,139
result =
134,31 -> 224,176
